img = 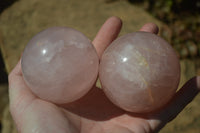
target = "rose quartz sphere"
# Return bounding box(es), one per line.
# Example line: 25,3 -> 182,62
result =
22,27 -> 99,104
99,31 -> 180,113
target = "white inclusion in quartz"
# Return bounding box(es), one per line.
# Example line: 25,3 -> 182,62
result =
56,40 -> 65,52
69,41 -> 85,49
68,35 -> 86,49
45,40 -> 66,63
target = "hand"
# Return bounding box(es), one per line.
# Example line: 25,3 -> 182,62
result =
8,16 -> 200,133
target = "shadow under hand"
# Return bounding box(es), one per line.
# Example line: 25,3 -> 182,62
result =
60,86 -> 126,121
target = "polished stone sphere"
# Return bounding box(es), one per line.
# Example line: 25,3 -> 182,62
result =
99,31 -> 180,113
22,27 -> 99,104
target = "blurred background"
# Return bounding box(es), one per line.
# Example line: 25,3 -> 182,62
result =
0,0 -> 199,132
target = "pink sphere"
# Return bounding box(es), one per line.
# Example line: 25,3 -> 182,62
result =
22,27 -> 99,104
99,31 -> 180,113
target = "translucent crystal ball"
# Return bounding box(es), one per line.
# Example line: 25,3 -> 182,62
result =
99,31 -> 180,113
22,27 -> 99,104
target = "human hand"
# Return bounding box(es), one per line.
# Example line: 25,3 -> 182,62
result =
8,16 -> 200,133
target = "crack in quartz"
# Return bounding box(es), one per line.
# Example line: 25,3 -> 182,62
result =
139,73 -> 154,104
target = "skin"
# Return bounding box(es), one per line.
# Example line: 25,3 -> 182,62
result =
8,16 -> 200,133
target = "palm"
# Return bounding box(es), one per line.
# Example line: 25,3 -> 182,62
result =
9,17 -> 200,133
10,85 -> 158,133
63,86 -> 159,133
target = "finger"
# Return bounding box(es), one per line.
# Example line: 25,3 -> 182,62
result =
8,59 -> 36,119
149,76 -> 200,131
139,23 -> 159,34
93,16 -> 122,57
